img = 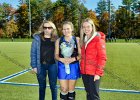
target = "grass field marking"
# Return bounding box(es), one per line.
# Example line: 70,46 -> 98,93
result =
0,81 -> 38,86
0,68 -> 31,82
105,69 -> 139,90
0,81 -> 140,94
99,88 -> 140,94
0,50 -> 28,70
0,41 -> 32,44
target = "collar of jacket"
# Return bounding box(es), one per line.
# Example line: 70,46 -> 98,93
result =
84,31 -> 98,49
33,33 -> 41,41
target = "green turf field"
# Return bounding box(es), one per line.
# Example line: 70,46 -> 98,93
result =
0,42 -> 140,100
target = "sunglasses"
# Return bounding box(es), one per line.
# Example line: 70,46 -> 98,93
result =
43,26 -> 53,29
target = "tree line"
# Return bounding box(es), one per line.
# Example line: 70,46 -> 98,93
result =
0,0 -> 139,39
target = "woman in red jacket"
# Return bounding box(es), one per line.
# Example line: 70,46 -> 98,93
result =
80,18 -> 107,100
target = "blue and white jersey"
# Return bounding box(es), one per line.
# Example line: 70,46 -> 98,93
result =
58,36 -> 81,80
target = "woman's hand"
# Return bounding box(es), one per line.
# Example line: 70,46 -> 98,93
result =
32,68 -> 37,74
94,75 -> 100,81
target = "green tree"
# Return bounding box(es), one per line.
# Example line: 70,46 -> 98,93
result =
52,0 -> 87,36
130,0 -> 140,38
0,4 -> 4,20
96,0 -> 108,17
79,3 -> 88,20
115,7 -> 128,38
95,0 -> 109,35
121,0 -> 140,38
0,3 -> 11,20
70,0 -> 81,35
43,0 -> 53,20
65,1 -> 88,35
78,3 -> 88,35
29,0 -> 44,33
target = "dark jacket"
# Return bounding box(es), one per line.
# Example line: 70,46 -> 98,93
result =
30,33 -> 42,74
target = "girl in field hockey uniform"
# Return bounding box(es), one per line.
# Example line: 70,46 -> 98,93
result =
30,20 -> 58,100
55,21 -> 81,100
80,18 -> 107,100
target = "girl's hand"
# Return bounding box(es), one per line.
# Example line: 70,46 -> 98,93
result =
60,58 -> 75,64
32,68 -> 37,74
66,57 -> 75,64
94,75 -> 100,81
60,58 -> 69,64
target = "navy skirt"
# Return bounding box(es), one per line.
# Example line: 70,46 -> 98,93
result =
58,61 -> 81,80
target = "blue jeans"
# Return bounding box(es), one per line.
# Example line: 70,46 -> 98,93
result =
37,64 -> 57,100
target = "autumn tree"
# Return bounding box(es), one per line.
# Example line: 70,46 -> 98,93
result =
5,19 -> 18,38
16,4 -> 28,37
87,10 -> 99,28
52,6 -> 64,36
0,21 -> 4,37
0,3 -> 15,37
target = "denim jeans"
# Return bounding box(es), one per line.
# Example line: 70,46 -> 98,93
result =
37,63 -> 57,100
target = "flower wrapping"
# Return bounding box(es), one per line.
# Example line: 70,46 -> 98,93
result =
60,42 -> 74,74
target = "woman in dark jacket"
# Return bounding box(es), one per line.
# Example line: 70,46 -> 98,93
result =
30,20 -> 58,100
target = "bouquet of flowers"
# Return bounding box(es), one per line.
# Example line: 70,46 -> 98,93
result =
60,42 -> 74,74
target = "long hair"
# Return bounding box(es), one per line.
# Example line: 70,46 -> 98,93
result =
80,18 -> 97,46
62,21 -> 75,35
39,20 -> 58,42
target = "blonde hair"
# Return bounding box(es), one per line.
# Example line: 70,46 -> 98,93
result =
40,20 -> 58,41
62,21 -> 75,35
80,18 -> 96,46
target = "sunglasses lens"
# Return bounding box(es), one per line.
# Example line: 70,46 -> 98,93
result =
43,27 -> 53,29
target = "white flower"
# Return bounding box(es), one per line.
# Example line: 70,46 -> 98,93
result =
60,42 -> 67,49
60,42 -> 74,58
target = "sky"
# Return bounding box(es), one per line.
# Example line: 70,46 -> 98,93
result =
0,0 -> 123,10
84,0 -> 122,10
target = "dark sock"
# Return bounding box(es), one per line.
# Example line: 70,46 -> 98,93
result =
68,91 -> 76,100
60,92 -> 68,100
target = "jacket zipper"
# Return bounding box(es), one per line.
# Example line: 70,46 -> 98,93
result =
84,46 -> 86,74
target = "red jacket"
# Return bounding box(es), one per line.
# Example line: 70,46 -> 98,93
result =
80,32 -> 107,76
